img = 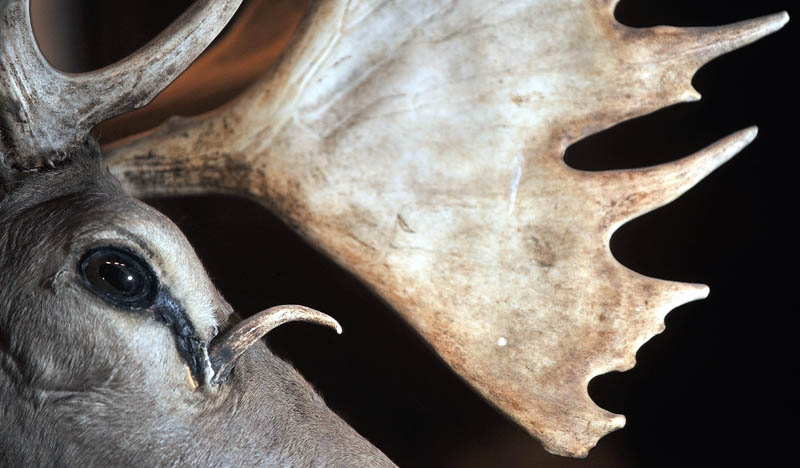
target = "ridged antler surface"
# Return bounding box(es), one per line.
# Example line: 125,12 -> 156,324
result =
0,0 -> 242,168
106,0 -> 788,456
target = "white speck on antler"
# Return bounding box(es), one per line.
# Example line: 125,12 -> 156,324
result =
105,0 -> 789,457
0,0 -> 243,169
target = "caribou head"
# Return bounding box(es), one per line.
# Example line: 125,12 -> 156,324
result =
0,0 -> 789,465
0,0 -> 392,465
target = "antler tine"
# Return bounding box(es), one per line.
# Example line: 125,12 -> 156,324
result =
0,0 -> 242,171
208,305 -> 342,385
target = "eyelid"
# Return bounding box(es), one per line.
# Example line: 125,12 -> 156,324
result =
73,229 -> 163,277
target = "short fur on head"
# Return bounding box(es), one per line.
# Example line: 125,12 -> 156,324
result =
0,141 -> 393,466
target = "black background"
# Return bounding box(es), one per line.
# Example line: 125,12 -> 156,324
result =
31,1 -> 798,466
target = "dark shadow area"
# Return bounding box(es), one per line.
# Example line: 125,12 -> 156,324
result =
31,0 -> 193,72
615,0 -> 789,27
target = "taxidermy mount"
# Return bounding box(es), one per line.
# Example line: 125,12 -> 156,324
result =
0,0 -> 789,466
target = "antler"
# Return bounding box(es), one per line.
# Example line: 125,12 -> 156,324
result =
106,0 -> 788,457
208,304 -> 342,384
96,0 -> 309,144
0,0 -> 242,171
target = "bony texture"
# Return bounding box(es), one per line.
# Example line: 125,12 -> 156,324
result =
106,0 -> 789,457
0,0 -> 242,169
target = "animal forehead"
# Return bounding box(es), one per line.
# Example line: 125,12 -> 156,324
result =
2,186 -> 191,271
73,195 -> 203,276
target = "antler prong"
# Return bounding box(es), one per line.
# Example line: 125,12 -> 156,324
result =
592,126 -> 758,229
641,12 -> 789,71
0,0 -> 243,171
208,305 -> 342,385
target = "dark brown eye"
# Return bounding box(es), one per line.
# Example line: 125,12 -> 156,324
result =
79,247 -> 157,309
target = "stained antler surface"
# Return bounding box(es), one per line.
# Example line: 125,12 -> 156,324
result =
106,0 -> 789,457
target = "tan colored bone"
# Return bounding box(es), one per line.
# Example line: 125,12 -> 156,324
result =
106,0 -> 789,457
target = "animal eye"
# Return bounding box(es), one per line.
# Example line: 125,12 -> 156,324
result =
79,247 -> 158,309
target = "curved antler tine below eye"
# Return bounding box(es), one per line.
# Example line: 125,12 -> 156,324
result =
208,305 -> 342,384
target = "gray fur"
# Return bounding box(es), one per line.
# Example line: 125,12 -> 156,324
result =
0,142 -> 395,467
